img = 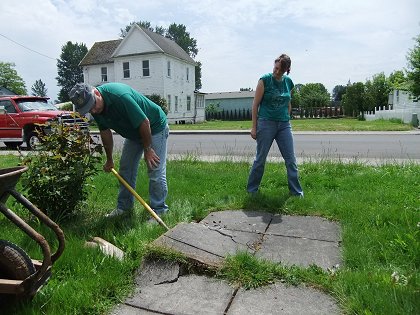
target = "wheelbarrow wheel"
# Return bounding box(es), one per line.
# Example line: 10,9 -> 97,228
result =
0,240 -> 36,306
0,239 -> 35,279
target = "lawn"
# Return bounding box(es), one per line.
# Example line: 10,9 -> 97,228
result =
0,152 -> 418,315
168,118 -> 413,131
87,117 -> 414,132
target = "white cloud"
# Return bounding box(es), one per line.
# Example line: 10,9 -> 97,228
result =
0,0 -> 419,100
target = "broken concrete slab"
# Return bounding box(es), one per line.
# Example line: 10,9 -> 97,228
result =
227,282 -> 340,315
256,234 -> 341,270
153,222 -> 262,267
200,210 -> 273,233
135,258 -> 180,287
268,215 -> 341,242
125,274 -> 235,315
111,211 -> 343,315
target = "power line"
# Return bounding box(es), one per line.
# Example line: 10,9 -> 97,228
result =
0,33 -> 57,61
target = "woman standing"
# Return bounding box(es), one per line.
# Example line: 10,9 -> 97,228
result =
247,54 -> 303,197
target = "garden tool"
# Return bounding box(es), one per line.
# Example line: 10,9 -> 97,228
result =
110,168 -> 169,230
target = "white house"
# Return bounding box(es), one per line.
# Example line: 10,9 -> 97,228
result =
364,89 -> 419,125
79,25 -> 205,124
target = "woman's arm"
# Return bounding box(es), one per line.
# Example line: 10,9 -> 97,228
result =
250,79 -> 264,139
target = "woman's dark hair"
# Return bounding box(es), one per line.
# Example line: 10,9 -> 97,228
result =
275,54 -> 291,74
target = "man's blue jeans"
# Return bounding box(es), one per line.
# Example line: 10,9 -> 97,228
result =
247,119 -> 303,196
117,124 -> 169,215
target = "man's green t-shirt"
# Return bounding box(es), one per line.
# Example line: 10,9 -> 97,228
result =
94,83 -> 167,140
258,73 -> 294,122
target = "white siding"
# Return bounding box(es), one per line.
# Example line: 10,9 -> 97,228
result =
83,63 -> 115,87
83,25 -> 204,124
113,29 -> 160,57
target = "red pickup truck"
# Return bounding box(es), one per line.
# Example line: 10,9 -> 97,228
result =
0,95 -> 88,150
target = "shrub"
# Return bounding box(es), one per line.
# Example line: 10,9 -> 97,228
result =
147,94 -> 169,115
20,122 -> 102,221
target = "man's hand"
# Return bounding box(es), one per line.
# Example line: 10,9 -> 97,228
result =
144,147 -> 160,169
103,159 -> 114,172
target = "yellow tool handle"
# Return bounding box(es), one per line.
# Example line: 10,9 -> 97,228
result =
111,168 -> 169,230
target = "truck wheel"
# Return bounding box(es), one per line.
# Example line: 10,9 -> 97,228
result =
0,240 -> 35,306
4,142 -> 23,149
26,132 -> 41,150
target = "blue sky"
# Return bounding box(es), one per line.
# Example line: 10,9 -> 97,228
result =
0,0 -> 419,101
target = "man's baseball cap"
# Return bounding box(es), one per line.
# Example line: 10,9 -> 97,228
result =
69,83 -> 95,116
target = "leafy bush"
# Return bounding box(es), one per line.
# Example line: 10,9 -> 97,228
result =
56,101 -> 73,111
147,94 -> 169,115
20,123 -> 102,221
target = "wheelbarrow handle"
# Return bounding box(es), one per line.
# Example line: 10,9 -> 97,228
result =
110,168 -> 169,230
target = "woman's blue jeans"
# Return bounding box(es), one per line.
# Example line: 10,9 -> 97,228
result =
117,125 -> 169,215
247,119 -> 303,196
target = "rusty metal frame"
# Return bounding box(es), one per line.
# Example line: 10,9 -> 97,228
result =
0,166 -> 65,297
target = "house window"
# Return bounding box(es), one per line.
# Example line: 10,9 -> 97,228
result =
167,61 -> 171,77
175,96 -> 178,112
186,67 -> 189,81
167,94 -> 171,112
101,67 -> 108,82
142,60 -> 150,77
187,96 -> 191,111
123,62 -> 130,78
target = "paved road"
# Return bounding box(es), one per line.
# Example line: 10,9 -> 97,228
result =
101,131 -> 419,163
2,130 -> 419,163
166,131 -> 420,160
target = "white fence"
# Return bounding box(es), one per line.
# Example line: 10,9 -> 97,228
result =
364,90 -> 419,124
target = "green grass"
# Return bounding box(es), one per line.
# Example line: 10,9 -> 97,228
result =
169,118 -> 413,131
0,155 -> 419,314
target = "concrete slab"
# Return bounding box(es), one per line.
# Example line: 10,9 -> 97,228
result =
256,234 -> 341,270
200,210 -> 273,233
268,215 -> 341,242
153,222 -> 262,267
227,283 -> 340,315
126,274 -> 235,315
111,211 -> 343,315
135,258 -> 180,287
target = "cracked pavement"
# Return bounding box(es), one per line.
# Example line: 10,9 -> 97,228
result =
111,210 -> 342,315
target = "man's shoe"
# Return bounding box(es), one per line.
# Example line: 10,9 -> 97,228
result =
105,208 -> 126,218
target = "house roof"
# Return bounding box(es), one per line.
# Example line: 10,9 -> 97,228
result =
80,40 -> 122,66
205,91 -> 255,100
141,27 -> 195,64
79,26 -> 195,66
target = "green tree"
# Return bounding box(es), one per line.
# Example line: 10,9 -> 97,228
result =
291,88 -> 301,109
406,33 -> 420,97
0,62 -> 27,95
388,70 -> 408,90
120,21 -> 153,37
31,79 -> 48,97
56,41 -> 88,102
342,82 -> 368,118
195,60 -> 202,90
166,23 -> 198,58
300,83 -> 330,108
332,85 -> 346,102
365,72 -> 391,111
